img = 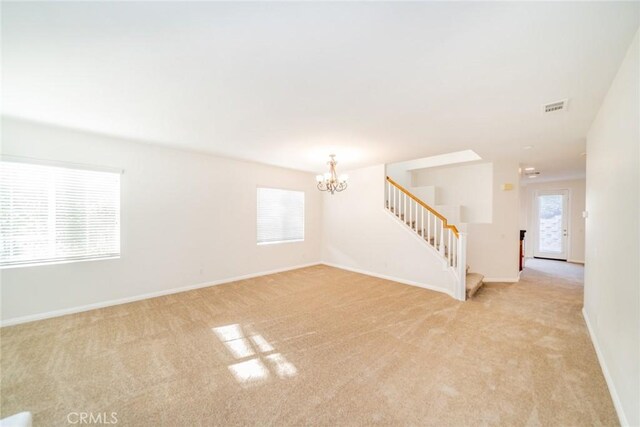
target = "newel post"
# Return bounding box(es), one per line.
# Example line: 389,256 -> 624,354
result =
456,232 -> 467,301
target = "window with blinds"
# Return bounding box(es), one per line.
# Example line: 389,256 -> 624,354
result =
0,160 -> 121,268
257,188 -> 304,245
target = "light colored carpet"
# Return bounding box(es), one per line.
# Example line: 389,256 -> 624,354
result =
525,257 -> 585,282
1,263 -> 617,426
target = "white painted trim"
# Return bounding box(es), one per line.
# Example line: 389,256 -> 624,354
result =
582,308 -> 627,426
322,262 -> 455,299
567,259 -> 585,264
483,277 -> 520,283
0,262 -> 321,327
529,187 -> 580,261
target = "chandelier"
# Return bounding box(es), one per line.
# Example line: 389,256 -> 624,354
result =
316,154 -> 348,194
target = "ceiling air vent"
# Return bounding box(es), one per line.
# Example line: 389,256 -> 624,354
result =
543,99 -> 568,113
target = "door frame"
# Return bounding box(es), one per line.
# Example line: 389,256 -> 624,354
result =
533,189 -> 570,260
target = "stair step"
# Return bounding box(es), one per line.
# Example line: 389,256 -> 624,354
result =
466,273 -> 484,298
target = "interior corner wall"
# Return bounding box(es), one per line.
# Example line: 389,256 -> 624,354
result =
385,162 -> 412,188
411,162 -> 493,224
321,164 -> 456,296
465,159 -> 520,281
583,30 -> 639,427
0,118 -> 323,323
520,179 -> 586,263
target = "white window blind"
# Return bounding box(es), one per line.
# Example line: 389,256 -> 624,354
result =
0,160 -> 121,268
257,188 -> 304,245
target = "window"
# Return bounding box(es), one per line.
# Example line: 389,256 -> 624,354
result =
0,159 -> 121,268
257,188 -> 304,245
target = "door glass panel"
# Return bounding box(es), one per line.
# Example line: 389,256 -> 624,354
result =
538,194 -> 563,253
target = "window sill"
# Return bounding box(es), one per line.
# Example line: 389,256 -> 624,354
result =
257,239 -> 304,246
1,256 -> 121,270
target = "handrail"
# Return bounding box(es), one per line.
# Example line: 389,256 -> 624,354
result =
386,176 -> 459,238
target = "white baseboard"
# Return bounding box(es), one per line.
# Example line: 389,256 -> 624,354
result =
568,259 -> 585,264
0,262 -> 322,327
483,277 -> 520,283
582,307 -> 627,426
321,262 -> 455,299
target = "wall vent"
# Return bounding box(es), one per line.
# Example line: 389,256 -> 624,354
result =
543,99 -> 568,113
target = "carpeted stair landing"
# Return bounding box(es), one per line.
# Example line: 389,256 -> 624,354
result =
466,271 -> 484,298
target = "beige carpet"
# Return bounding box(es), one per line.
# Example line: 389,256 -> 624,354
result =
525,257 -> 585,282
1,263 -> 617,426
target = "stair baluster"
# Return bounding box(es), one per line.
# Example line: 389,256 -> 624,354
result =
448,229 -> 452,265
411,199 -> 414,229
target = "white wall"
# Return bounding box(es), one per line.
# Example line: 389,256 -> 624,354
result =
385,162 -> 412,188
412,162 -> 493,224
322,165 -> 457,296
465,160 -> 520,281
583,31 -> 639,427
520,179 -> 586,263
0,118 -> 323,323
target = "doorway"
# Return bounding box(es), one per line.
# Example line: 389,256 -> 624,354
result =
534,189 -> 569,260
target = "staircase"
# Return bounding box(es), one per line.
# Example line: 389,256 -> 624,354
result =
385,176 -> 485,300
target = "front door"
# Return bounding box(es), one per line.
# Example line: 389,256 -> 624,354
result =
534,190 -> 569,260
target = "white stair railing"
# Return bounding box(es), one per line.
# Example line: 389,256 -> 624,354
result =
385,176 -> 466,301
